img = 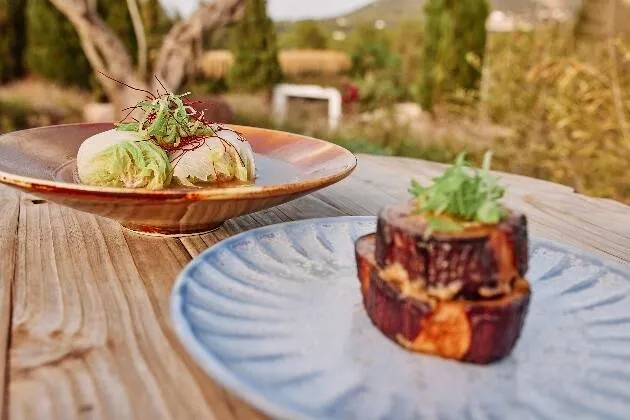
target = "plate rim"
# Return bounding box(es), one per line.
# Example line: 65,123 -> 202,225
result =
0,122 -> 357,202
169,216 -> 630,420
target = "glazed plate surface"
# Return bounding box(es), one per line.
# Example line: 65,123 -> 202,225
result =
0,123 -> 356,235
171,216 -> 630,420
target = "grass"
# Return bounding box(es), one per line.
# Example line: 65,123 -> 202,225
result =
480,24 -> 630,201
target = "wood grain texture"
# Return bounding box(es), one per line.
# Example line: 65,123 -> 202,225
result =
2,155 -> 630,420
0,186 -> 20,419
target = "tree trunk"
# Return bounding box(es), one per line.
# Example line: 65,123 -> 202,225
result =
126,0 -> 148,78
152,0 -> 245,93
47,0 -> 245,118
47,0 -> 147,117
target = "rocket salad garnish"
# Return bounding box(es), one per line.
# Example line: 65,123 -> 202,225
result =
409,151 -> 507,233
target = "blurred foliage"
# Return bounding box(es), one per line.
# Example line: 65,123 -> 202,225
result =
0,80 -> 85,133
25,0 -> 92,88
229,0 -> 283,92
184,76 -> 229,95
231,99 -> 459,163
0,98 -> 28,133
230,20 -> 630,202
390,19 -> 425,87
356,73 -> 405,111
0,0 -> 26,83
419,0 -> 489,111
6,2 -> 630,203
346,23 -> 394,77
25,0 -> 170,94
279,20 -> 329,49
483,23 -> 630,200
344,23 -> 406,111
141,0 -> 175,72
204,27 -> 231,50
0,97 -> 81,133
99,2 -> 137,59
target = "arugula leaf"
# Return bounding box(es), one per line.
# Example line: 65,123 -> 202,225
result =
425,216 -> 465,233
410,151 -> 507,232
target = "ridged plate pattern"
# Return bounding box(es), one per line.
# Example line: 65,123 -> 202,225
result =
171,217 -> 630,420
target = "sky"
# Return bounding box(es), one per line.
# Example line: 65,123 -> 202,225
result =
159,0 -> 374,21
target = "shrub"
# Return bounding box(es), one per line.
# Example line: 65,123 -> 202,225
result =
390,19 -> 425,88
280,20 -> 328,50
0,0 -> 26,83
229,0 -> 283,92
483,23 -> 630,201
25,0 -> 92,88
419,0 -> 490,111
344,23 -> 406,110
346,23 -> 395,78
0,98 -> 29,133
25,1 -> 141,91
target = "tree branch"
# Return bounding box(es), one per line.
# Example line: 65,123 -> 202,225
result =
47,0 -> 246,116
153,0 -> 245,92
125,0 -> 148,78
47,0 -> 146,114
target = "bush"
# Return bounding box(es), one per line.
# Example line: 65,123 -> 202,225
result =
0,0 -> 26,83
344,23 -> 407,110
419,0 -> 490,111
481,24 -> 630,201
280,20 -> 328,49
25,1 -> 141,91
229,0 -> 283,92
0,98 -> 29,133
0,79 -> 87,133
25,0 -> 92,88
391,19 -> 425,88
346,23 -> 394,78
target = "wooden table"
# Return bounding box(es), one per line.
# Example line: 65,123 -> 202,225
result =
1,154 -> 629,419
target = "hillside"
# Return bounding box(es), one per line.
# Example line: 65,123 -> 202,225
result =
277,0 -> 582,31
331,0 -> 424,26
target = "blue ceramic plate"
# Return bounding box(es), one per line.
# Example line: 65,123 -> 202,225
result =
171,217 -> 630,420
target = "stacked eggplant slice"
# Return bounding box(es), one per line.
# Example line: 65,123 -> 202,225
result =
354,154 -> 532,364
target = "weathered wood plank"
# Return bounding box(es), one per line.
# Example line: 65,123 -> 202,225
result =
7,198 -> 268,420
0,186 -> 20,419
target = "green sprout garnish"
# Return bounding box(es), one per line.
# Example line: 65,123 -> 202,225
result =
409,151 -> 507,233
115,91 -> 215,149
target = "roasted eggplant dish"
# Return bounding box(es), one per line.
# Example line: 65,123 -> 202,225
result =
355,152 -> 531,364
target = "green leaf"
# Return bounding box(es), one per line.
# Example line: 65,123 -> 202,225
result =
476,201 -> 504,224
426,216 -> 464,233
115,122 -> 140,132
409,150 -> 507,229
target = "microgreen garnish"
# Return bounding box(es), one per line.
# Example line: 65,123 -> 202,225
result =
115,92 -> 215,152
409,151 -> 507,234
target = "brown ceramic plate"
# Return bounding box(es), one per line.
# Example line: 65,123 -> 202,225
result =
0,123 -> 357,236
